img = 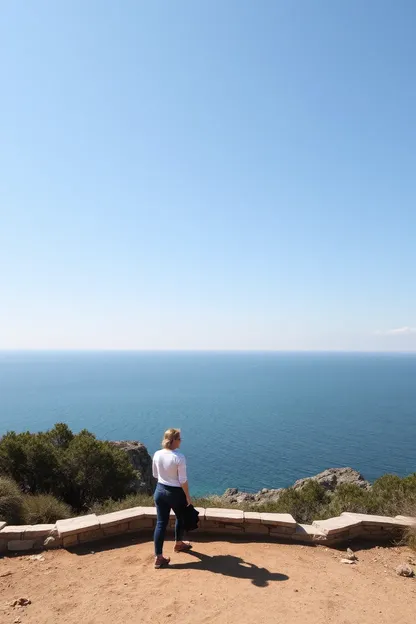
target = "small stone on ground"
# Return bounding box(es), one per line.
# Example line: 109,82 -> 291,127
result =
395,564 -> 414,577
345,547 -> 358,561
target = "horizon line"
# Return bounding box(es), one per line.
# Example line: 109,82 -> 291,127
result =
1,348 -> 416,355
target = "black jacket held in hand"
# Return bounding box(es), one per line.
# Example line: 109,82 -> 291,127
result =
183,504 -> 199,531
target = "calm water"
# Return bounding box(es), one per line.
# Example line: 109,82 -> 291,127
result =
0,351 -> 415,495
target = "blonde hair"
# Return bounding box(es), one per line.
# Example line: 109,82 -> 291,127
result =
161,428 -> 181,449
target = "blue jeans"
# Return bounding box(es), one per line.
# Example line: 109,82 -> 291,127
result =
154,483 -> 187,556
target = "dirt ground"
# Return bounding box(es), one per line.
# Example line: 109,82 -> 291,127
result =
1,534 -> 415,624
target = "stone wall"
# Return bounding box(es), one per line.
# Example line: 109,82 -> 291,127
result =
1,509 -> 415,555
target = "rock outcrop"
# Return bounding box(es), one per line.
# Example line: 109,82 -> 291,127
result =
220,467 -> 370,506
293,467 -> 370,492
221,487 -> 285,505
109,441 -> 156,495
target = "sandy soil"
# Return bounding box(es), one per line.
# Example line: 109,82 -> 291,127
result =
1,534 -> 415,624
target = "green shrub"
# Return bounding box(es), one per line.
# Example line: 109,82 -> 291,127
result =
369,473 -> 416,516
256,481 -> 330,524
0,423 -> 136,511
324,483 -> 373,518
0,476 -> 26,524
23,493 -> 72,524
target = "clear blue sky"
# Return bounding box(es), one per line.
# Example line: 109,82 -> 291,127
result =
1,1 -> 415,351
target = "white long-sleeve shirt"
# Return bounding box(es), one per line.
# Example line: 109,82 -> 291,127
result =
152,449 -> 188,487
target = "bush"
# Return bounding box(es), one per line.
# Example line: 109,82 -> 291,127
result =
23,494 -> 72,524
370,473 -> 416,516
256,481 -> 330,524
324,483 -> 374,518
0,423 -> 136,511
0,476 -> 26,524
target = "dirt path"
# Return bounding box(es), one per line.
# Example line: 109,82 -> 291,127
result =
1,535 -> 415,624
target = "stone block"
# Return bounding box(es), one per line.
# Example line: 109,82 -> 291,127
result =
8,539 -> 35,551
78,529 -> 104,543
98,507 -> 146,529
201,521 -> 219,531
361,524 -> 394,533
244,523 -> 270,536
0,521 -> 6,531
243,512 -> 262,524
346,526 -> 364,539
103,522 -> 129,537
362,525 -> 399,536
269,525 -> 296,537
63,534 -> 79,548
205,508 -> 244,523
361,531 -> 394,540
0,539 -> 7,553
293,524 -> 327,542
56,514 -> 99,537
0,525 -> 32,540
341,512 -> 410,528
24,524 -> 55,540
221,523 -> 245,532
202,520 -> 244,533
260,513 -> 296,528
312,516 -> 361,537
128,518 -> 154,531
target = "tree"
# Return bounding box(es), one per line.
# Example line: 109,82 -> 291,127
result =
0,423 -> 136,511
62,430 -> 136,509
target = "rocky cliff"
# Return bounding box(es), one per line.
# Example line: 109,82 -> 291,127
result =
221,467 -> 371,505
109,441 -> 156,495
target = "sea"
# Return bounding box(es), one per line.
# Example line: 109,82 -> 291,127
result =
0,351 -> 415,496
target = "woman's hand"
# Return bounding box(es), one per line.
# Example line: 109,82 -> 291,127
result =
186,496 -> 192,507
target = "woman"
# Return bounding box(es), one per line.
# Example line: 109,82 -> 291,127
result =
152,428 -> 192,568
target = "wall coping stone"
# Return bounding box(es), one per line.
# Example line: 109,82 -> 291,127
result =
205,508 -> 244,523
243,512 -> 262,523
341,512 -> 413,527
395,515 -> 416,524
260,513 -> 296,527
0,525 -> 32,538
99,507 -> 146,528
24,524 -> 55,539
56,514 -> 99,537
313,516 -> 362,536
0,522 -> 6,531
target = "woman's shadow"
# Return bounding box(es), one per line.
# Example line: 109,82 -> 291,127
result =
169,550 -> 289,587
